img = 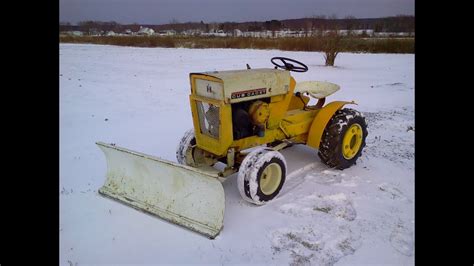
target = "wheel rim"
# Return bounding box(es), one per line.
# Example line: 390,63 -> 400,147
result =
259,163 -> 282,195
342,124 -> 363,160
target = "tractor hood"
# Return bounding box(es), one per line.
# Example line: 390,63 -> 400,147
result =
190,68 -> 291,103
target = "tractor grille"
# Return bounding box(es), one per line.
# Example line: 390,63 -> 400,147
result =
196,101 -> 220,139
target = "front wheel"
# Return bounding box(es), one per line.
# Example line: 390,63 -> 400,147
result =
318,108 -> 368,170
237,148 -> 287,205
176,129 -> 196,166
176,129 -> 218,167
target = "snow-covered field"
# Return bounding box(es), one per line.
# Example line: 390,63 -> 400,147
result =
60,44 -> 414,265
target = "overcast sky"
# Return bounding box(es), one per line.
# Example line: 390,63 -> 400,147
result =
60,0 -> 414,25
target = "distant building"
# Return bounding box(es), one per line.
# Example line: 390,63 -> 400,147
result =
183,29 -> 203,36
158,30 -> 176,36
88,28 -> 102,36
233,29 -> 243,37
202,29 -> 228,37
137,26 -> 155,36
335,29 -> 374,37
373,32 -> 414,37
64,31 -> 83,36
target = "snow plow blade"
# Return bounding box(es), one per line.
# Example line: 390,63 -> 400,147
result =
96,142 -> 225,239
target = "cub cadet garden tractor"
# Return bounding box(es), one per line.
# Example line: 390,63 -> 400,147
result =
96,57 -> 368,239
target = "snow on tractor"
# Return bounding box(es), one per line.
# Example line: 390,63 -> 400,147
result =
96,57 -> 368,238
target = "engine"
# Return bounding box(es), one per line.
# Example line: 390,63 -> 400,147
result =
232,99 -> 270,140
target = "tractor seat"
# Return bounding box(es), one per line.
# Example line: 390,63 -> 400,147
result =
294,81 -> 340,99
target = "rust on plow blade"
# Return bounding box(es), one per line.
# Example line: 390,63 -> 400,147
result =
96,142 -> 225,239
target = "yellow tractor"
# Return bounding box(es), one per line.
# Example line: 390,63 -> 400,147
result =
96,57 -> 368,239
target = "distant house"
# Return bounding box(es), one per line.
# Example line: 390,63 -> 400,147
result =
183,29 -> 202,36
355,29 -> 374,36
158,30 -> 176,36
335,29 -> 374,37
202,29 -> 227,37
88,28 -> 102,36
233,29 -> 243,37
215,30 -> 227,37
106,31 -> 116,36
373,32 -> 414,37
64,31 -> 83,36
137,26 -> 155,36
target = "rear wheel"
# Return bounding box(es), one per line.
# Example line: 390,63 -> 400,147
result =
318,108 -> 368,170
237,148 -> 287,205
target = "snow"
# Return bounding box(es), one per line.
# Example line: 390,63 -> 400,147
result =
60,44 -> 414,265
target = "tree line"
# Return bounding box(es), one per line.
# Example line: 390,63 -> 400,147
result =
60,15 -> 414,34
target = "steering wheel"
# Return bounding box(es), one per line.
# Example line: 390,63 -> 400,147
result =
271,57 -> 308,72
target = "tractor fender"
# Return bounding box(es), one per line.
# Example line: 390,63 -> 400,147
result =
306,101 -> 356,149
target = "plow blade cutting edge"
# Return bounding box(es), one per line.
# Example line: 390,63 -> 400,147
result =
96,142 -> 225,238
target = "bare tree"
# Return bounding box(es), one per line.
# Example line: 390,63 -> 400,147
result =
322,30 -> 342,66
169,18 -> 180,24
304,18 -> 313,36
312,14 -> 328,35
344,15 -> 356,34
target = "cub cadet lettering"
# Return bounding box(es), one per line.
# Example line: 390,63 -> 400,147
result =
231,88 -> 267,99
